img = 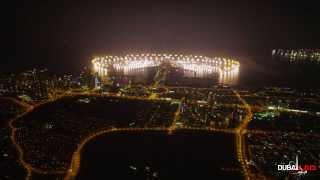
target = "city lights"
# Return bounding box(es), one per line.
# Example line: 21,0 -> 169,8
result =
92,54 -> 240,84
272,49 -> 320,63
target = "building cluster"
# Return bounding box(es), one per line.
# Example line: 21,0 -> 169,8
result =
249,111 -> 320,133
240,87 -> 320,133
0,69 -> 50,101
238,87 -> 320,178
247,132 -> 320,177
272,49 -> 320,63
0,68 -> 98,101
160,86 -> 245,129
240,87 -> 320,114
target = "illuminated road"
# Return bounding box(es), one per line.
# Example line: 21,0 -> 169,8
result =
233,89 -> 252,179
5,98 -> 34,180
8,93 -> 238,180
64,126 -> 237,180
7,98 -> 65,180
168,97 -> 184,134
247,129 -> 320,138
181,126 -> 235,134
64,127 -> 167,180
233,90 -> 266,180
0,97 -> 34,110
6,93 -> 261,180
6,94 -> 240,180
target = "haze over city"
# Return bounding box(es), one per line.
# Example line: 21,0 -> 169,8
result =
12,0 -> 320,73
2,1 -> 320,180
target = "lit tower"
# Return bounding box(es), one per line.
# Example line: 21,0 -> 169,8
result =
94,73 -> 101,89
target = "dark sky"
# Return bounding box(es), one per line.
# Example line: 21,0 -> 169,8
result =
10,0 -> 320,73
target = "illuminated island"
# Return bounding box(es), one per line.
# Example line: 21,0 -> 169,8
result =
91,54 -> 240,86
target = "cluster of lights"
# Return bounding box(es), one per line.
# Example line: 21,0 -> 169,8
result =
92,54 -> 240,77
113,59 -> 159,75
272,49 -> 320,63
179,63 -> 217,74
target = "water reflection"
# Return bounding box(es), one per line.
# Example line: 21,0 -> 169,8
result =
92,54 -> 240,86
98,65 -> 238,86
219,67 -> 239,85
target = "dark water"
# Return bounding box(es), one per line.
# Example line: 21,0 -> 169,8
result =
238,56 -> 320,89
164,68 -> 219,88
110,67 -> 220,87
76,131 -> 242,180
110,67 -> 157,85
108,55 -> 320,89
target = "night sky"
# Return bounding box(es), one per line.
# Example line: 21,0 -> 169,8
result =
11,0 -> 320,73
